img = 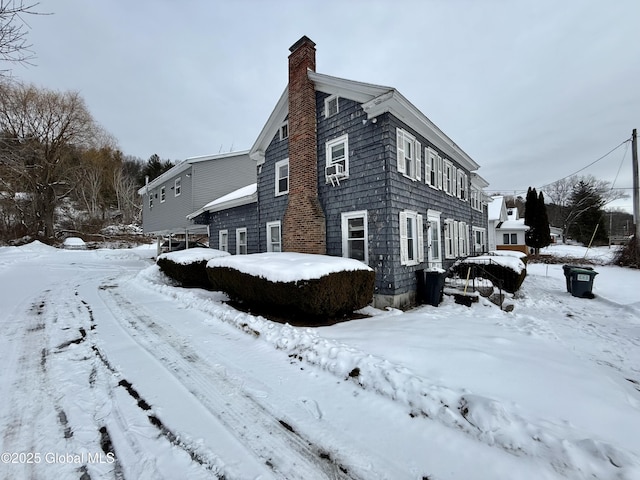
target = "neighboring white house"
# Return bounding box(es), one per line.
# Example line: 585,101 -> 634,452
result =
488,196 -> 529,254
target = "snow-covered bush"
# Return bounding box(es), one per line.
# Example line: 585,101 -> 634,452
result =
157,248 -> 230,289
206,252 -> 375,321
451,253 -> 527,293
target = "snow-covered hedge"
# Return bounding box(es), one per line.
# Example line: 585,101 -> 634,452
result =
157,248 -> 230,289
206,252 -> 375,321
451,253 -> 527,293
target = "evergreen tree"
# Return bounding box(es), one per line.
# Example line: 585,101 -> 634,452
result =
567,181 -> 608,245
138,154 -> 174,186
524,187 -> 537,229
535,191 -> 551,249
524,187 -> 551,253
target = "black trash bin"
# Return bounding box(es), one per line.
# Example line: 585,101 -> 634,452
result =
416,270 -> 446,306
562,264 -> 594,293
569,268 -> 598,299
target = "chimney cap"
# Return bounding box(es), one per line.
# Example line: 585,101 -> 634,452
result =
289,35 -> 315,53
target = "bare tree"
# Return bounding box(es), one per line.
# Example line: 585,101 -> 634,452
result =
0,81 -> 108,238
543,175 -> 628,240
113,159 -> 142,224
0,1 -> 42,76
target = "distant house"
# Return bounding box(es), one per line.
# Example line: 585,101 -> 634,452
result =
194,37 -> 490,309
138,151 -> 255,250
489,196 -> 529,254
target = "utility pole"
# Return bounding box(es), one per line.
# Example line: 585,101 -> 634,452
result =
633,129 -> 639,251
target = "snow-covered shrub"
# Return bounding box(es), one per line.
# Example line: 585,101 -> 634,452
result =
157,248 -> 230,289
206,252 -> 375,321
451,254 -> 527,293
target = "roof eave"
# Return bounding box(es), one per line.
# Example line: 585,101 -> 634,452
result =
249,86 -> 288,166
363,90 -> 480,172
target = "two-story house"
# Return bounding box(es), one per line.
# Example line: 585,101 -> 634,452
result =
196,36 -> 489,309
138,151 -> 255,251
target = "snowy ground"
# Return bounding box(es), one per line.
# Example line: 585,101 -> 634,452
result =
0,242 -> 638,479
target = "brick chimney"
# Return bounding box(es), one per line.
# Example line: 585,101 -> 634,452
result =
282,36 -> 326,254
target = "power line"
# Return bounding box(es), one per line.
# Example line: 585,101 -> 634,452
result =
483,136 -> 633,198
540,137 -> 631,189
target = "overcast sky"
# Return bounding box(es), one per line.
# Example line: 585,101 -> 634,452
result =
12,0 -> 640,212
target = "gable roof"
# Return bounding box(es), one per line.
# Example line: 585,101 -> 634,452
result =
249,70 -> 480,172
488,195 -> 508,222
137,150 -> 250,195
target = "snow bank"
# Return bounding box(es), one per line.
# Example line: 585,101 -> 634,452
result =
206,252 -> 373,283
135,263 -> 640,479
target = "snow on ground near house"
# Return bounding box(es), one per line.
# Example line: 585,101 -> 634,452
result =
157,247 -> 230,264
0,242 -> 639,479
206,251 -> 373,282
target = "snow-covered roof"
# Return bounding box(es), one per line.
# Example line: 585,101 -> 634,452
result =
250,71 -> 481,174
488,196 -> 507,222
186,183 -> 257,219
496,219 -> 529,231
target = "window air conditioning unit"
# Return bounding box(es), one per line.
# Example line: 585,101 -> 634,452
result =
325,163 -> 345,186
325,163 -> 345,176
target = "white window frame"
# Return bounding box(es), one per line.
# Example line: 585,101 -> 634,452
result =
503,233 -> 518,245
444,219 -> 459,259
458,221 -> 469,257
218,230 -> 228,252
473,227 -> 487,254
266,221 -> 281,252
399,210 -> 424,266
279,121 -> 289,140
425,147 -> 439,188
427,210 -> 442,270
174,177 -> 181,197
341,210 -> 368,264
443,160 -> 455,196
148,194 -> 153,209
470,188 -> 481,211
325,134 -> 349,179
396,128 -> 421,181
325,95 -> 339,117
457,170 -> 468,201
236,228 -> 247,255
160,185 -> 166,203
275,159 -> 289,196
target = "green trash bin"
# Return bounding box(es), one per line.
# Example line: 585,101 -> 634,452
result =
562,264 -> 594,293
569,267 -> 598,299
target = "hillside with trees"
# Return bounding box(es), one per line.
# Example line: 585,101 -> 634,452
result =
0,80 -> 173,243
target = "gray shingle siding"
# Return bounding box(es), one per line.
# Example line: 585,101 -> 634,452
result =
208,203 -> 259,254
251,91 -> 487,304
315,94 -> 393,297
257,124 -> 289,251
213,91 -> 486,308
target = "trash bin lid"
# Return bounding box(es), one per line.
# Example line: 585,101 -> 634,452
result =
572,268 -> 598,275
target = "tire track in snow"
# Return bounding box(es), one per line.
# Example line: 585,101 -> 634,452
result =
100,286 -> 362,480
